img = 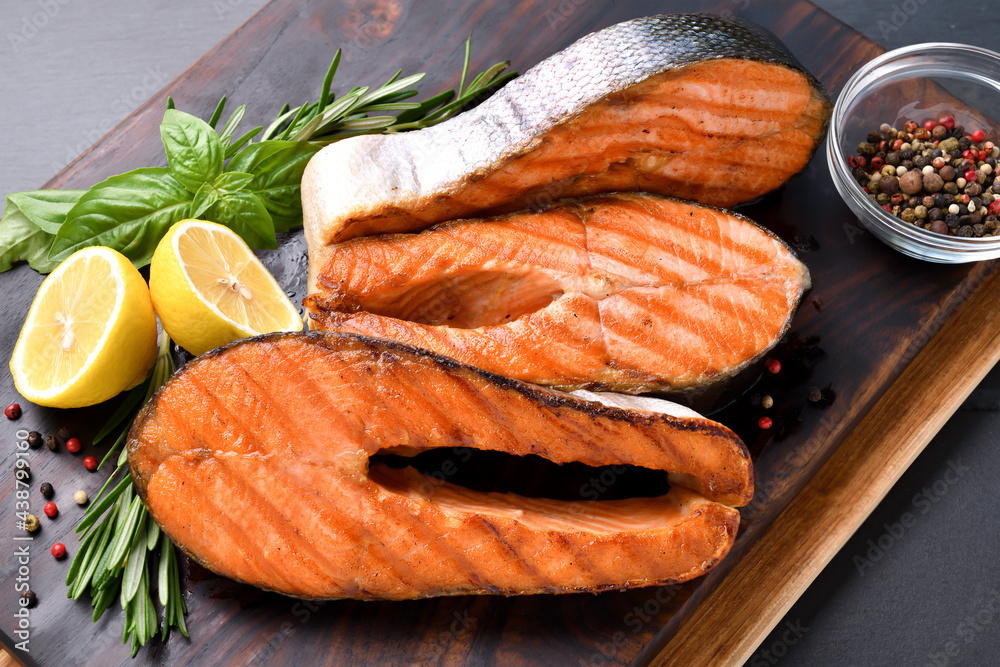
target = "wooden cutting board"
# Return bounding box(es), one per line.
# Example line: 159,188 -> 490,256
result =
2,0 -> 997,665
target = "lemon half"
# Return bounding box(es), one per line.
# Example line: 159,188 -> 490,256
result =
150,219 -> 301,356
9,246 -> 158,408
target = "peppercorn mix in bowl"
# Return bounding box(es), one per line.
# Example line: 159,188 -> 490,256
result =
828,43 -> 1000,262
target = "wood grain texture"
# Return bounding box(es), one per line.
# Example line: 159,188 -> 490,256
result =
1,0 -> 998,665
653,267 -> 1000,665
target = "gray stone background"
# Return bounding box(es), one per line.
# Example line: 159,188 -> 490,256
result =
1,1 -> 998,665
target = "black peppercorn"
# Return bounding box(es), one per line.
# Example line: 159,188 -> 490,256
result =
913,155 -> 929,169
57,426 -> 72,440
928,207 -> 944,221
974,223 -> 987,236
957,225 -> 974,237
40,482 -> 54,499
807,387 -> 824,403
45,434 -> 57,451
966,183 -> 983,197
901,148 -> 915,160
853,166 -> 868,181
27,430 -> 42,448
21,590 -> 37,608
867,131 -> 881,144
945,213 -> 961,228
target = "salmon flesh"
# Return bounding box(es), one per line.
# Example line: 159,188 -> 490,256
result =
128,332 -> 753,600
306,193 -> 810,393
302,13 -> 831,292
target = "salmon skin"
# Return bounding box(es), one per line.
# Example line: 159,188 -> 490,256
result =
128,332 -> 752,600
306,193 -> 810,393
302,13 -> 831,292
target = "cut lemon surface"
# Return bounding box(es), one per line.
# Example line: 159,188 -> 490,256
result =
9,246 -> 158,408
150,219 -> 302,356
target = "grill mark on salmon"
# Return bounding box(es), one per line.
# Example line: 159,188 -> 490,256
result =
129,332 -> 751,599
301,14 -> 830,292
306,193 -> 810,393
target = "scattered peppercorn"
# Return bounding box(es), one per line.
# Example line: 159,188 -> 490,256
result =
74,490 -> 89,505
766,358 -> 781,374
23,514 -> 40,533
57,426 -> 72,440
83,456 -> 97,471
51,543 -> 66,559
44,434 -> 57,451
758,416 -> 773,429
5,402 -> 21,419
848,118 -> 1000,237
27,430 -> 42,448
761,395 -> 774,409
43,501 -> 57,518
39,482 -> 54,499
20,590 -> 37,608
808,387 -> 824,403
65,436 -> 81,453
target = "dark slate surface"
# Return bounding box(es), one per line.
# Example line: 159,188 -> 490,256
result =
1,1 -> 998,665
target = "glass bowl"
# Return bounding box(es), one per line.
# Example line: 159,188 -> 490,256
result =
827,43 -> 1000,262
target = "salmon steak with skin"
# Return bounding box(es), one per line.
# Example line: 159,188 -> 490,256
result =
301,13 -> 831,293
306,193 -> 811,393
127,332 -> 753,600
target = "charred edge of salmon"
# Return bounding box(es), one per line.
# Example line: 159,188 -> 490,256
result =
128,330 -> 752,497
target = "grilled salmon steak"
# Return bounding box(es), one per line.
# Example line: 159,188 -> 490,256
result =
306,193 -> 810,393
128,332 -> 752,600
301,13 -> 831,291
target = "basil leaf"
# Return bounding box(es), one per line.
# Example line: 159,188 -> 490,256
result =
204,191 -> 276,249
214,171 -> 253,194
227,140 -> 320,232
49,168 -> 192,268
189,182 -> 219,220
8,190 -> 86,234
160,109 -> 223,193
0,197 -> 59,273
190,172 -> 254,220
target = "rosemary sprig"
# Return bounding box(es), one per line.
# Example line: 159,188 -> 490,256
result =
257,37 -> 516,144
66,336 -> 184,657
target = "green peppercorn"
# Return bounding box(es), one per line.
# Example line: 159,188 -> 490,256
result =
45,434 -> 57,451
914,205 -> 928,219
901,208 -> 917,223
876,192 -> 890,205
23,514 -> 40,532
857,142 -> 875,156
